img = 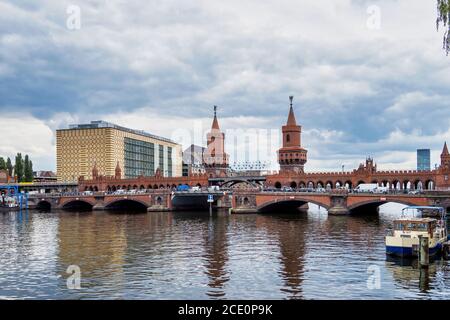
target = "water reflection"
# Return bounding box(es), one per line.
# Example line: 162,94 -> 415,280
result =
0,206 -> 450,299
256,214 -> 307,299
57,212 -> 128,297
385,256 -> 446,294
203,213 -> 230,298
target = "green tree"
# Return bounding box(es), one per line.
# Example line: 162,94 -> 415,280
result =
29,160 -> 34,182
24,155 -> 34,182
437,0 -> 450,54
14,153 -> 24,182
6,157 -> 13,176
0,157 -> 6,170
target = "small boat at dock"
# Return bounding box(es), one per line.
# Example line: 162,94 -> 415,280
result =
385,206 -> 448,258
0,195 -> 22,212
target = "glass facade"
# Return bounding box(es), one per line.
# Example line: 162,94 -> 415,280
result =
124,137 -> 154,178
159,145 -> 164,174
417,149 -> 430,171
167,147 -> 172,177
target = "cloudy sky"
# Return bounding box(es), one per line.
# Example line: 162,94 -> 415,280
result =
0,0 -> 449,172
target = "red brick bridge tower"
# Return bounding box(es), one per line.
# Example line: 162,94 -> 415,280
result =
204,105 -> 229,177
437,142 -> 450,189
441,142 -> 450,170
278,96 -> 308,174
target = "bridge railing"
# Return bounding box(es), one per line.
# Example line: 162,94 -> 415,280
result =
257,188 -> 439,196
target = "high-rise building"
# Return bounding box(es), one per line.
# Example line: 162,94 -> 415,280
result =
278,96 -> 308,174
417,149 -> 431,171
56,120 -> 182,182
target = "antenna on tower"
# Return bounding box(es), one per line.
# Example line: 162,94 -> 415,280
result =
289,96 -> 294,108
214,105 -> 217,117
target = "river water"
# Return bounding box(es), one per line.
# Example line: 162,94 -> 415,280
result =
0,204 -> 449,300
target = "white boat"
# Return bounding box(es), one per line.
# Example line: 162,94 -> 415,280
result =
385,206 -> 448,258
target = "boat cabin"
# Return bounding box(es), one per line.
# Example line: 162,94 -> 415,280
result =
392,218 -> 438,238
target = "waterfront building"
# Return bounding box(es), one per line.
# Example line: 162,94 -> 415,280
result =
56,120 -> 182,182
33,171 -> 57,183
417,149 -> 431,171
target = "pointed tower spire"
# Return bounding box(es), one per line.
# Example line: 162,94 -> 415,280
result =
278,95 -> 307,174
211,105 -> 220,130
115,161 -> 121,179
442,142 -> 449,156
287,96 -> 297,126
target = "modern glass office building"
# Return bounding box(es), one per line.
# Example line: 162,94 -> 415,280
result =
417,149 -> 431,171
56,121 -> 182,181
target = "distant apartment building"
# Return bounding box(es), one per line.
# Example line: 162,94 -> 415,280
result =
56,121 -> 182,182
417,149 -> 431,171
33,171 -> 57,183
182,144 -> 206,176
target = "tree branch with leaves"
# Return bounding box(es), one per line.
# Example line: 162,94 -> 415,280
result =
437,0 -> 450,54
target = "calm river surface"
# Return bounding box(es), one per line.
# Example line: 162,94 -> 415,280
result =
1,204 -> 450,300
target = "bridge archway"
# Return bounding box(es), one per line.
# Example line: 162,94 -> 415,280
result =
357,180 -> 366,187
392,180 -> 401,190
403,180 -> 412,190
290,181 -> 297,189
349,199 -> 418,215
299,181 -> 306,188
104,199 -> 148,212
274,181 -> 282,189
426,180 -> 435,190
61,200 -> 94,211
220,179 -> 257,189
257,199 -> 330,214
344,181 -> 353,189
36,200 -> 52,211
415,180 -> 423,190
317,181 -> 324,188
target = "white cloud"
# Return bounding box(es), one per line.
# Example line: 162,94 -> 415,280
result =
0,114 -> 55,170
1,0 -> 449,172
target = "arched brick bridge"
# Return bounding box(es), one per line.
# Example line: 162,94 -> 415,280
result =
27,189 -> 450,215
28,190 -> 230,212
232,191 -> 450,215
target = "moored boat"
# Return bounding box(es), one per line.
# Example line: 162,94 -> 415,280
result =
385,206 -> 447,258
0,196 -> 21,211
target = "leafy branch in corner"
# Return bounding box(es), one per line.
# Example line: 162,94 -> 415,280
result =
437,0 -> 450,54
